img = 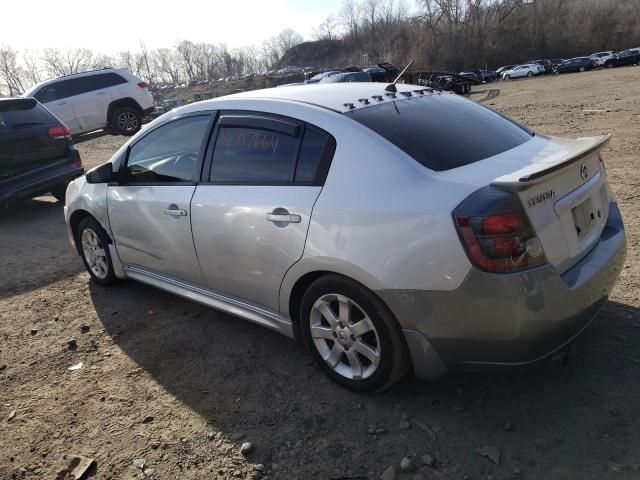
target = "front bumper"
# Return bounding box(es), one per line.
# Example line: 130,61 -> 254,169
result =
380,202 -> 626,379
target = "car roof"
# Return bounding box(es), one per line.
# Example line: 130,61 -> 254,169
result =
208,83 -> 433,114
24,68 -> 133,95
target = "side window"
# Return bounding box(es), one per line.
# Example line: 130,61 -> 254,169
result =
34,84 -> 59,103
66,76 -> 97,97
35,81 -> 73,103
210,122 -> 299,184
295,127 -> 334,184
126,115 -> 210,183
95,73 -> 127,89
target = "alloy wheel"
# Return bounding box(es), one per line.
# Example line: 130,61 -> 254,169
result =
81,228 -> 109,279
309,293 -> 381,380
117,111 -> 139,133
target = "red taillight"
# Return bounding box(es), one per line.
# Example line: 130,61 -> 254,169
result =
48,124 -> 71,140
137,81 -> 148,89
454,187 -> 546,273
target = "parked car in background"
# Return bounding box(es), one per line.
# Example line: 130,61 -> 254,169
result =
319,71 -> 372,83
548,58 -> 566,69
459,71 -> 481,83
415,71 -> 473,94
478,69 -> 498,82
501,64 -> 543,79
555,57 -> 597,73
590,51 -> 615,67
496,65 -> 515,75
65,83 -> 625,391
528,59 -> 554,73
279,66 -> 304,74
23,68 -> 154,137
0,97 -> 83,205
305,71 -> 340,84
604,49 -> 640,68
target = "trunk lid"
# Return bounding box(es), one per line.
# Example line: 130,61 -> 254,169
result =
440,134 -> 613,273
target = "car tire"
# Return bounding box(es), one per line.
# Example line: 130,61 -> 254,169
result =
504,74 -> 510,80
50,183 -> 68,202
579,66 -> 585,72
300,274 -> 410,392
527,71 -> 534,78
112,107 -> 142,136
76,216 -> 117,286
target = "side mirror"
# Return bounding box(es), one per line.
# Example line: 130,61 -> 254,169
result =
86,163 -> 118,184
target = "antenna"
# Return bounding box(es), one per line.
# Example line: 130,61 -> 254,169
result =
385,60 -> 415,92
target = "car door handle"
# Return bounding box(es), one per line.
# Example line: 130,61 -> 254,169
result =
163,206 -> 187,217
266,212 -> 301,223
96,91 -> 106,95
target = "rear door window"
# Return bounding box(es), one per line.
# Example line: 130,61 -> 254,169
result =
346,94 -> 533,171
94,73 -> 128,89
210,124 -> 299,183
66,76 -> 97,97
208,114 -> 336,185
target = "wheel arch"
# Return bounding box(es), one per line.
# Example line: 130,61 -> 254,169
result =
281,259 -> 388,328
69,209 -> 113,254
107,97 -> 143,124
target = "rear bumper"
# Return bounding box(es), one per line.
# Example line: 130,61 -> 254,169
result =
0,151 -> 84,204
380,202 -> 626,379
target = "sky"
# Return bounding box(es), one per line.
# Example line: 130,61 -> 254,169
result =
4,0 -> 344,53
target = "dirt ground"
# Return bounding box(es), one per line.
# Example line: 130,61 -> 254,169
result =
1,67 -> 640,480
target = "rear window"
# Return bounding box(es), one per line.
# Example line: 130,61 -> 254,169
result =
345,94 -> 533,171
0,99 -> 57,131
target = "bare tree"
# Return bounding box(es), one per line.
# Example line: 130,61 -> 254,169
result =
316,15 -> 339,40
0,46 -> 25,95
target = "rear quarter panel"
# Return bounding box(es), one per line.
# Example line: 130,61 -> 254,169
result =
277,113 -> 477,316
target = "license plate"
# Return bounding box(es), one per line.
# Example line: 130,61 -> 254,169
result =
571,197 -> 598,239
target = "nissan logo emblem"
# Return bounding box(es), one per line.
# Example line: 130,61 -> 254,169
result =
580,163 -> 589,181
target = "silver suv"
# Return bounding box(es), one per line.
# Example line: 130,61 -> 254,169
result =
65,83 -> 625,391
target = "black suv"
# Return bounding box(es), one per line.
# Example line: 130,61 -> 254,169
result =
0,98 -> 83,206
605,49 -> 640,68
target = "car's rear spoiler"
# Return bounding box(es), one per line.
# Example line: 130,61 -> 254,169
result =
491,134 -> 611,188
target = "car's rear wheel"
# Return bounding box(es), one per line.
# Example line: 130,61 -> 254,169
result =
112,107 -> 142,136
579,66 -> 585,72
300,275 -> 410,392
76,217 -> 116,285
606,62 -> 614,68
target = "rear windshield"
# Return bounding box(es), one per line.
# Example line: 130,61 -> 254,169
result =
0,99 -> 57,131
345,93 -> 533,171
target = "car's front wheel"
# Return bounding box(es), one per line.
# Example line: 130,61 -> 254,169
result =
300,275 -> 410,392
579,66 -> 585,72
76,217 -> 117,285
504,74 -> 510,80
112,107 -> 142,136
527,71 -> 534,78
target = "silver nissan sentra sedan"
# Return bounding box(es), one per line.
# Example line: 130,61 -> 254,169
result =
64,83 -> 626,391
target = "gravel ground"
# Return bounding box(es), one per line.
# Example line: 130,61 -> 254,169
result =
1,67 -> 639,480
